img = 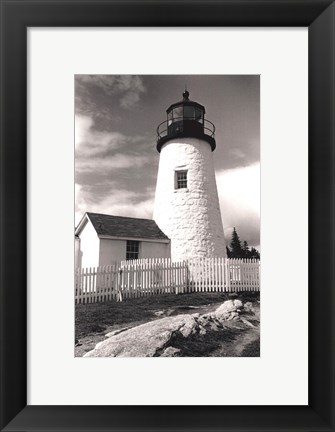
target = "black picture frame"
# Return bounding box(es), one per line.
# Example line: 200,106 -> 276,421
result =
1,1 -> 334,431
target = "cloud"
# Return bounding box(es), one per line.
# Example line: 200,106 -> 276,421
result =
120,91 -> 142,109
76,153 -> 148,174
75,114 -> 126,155
76,75 -> 145,96
75,183 -> 154,225
216,162 -> 260,248
75,114 -> 151,175
117,75 -> 146,109
75,75 -> 146,111
228,147 -> 246,160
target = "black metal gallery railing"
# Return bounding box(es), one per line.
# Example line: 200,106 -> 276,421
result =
156,117 -> 216,143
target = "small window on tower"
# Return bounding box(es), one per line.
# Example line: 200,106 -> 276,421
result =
176,170 -> 188,189
126,240 -> 140,260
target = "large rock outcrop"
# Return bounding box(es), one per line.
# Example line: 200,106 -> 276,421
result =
84,300 -> 256,358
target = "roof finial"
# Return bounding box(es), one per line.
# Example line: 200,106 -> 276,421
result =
182,86 -> 190,100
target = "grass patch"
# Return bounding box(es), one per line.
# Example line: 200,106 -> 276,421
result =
241,339 -> 260,357
75,291 -> 260,340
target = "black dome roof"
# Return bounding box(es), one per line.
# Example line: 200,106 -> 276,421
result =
166,91 -> 205,114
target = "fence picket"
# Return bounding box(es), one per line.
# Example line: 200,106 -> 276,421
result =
86,267 -> 89,303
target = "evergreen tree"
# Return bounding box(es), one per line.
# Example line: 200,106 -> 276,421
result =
249,247 -> 260,260
227,226 -> 260,260
242,240 -> 250,258
229,227 -> 243,258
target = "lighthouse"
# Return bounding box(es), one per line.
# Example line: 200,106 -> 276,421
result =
153,90 -> 226,262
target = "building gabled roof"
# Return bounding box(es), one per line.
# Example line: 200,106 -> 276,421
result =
82,212 -> 169,241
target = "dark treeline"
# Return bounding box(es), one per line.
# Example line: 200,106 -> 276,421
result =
226,227 -> 260,260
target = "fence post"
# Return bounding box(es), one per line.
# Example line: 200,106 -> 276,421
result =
117,267 -> 123,302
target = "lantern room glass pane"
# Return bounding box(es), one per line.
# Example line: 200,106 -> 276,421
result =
167,110 -> 173,126
172,106 -> 183,120
184,106 -> 195,120
195,107 -> 203,123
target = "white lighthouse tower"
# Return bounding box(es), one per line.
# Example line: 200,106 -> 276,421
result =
153,90 -> 226,262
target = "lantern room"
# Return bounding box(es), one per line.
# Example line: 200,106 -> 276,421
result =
156,90 -> 216,152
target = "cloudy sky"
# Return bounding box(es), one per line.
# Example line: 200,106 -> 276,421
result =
75,75 -> 260,249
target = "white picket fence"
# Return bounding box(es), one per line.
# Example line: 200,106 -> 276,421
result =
75,257 -> 260,304
187,257 -> 260,292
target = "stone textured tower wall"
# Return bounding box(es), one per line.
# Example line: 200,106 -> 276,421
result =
153,137 -> 226,262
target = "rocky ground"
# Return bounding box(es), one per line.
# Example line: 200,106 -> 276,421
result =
76,293 -> 260,357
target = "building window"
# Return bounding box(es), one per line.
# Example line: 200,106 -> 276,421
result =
176,170 -> 187,189
126,240 -> 140,260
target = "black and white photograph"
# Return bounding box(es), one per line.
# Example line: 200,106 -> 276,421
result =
74,75 -> 260,357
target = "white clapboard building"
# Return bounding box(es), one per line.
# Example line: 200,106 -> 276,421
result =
75,212 -> 170,269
